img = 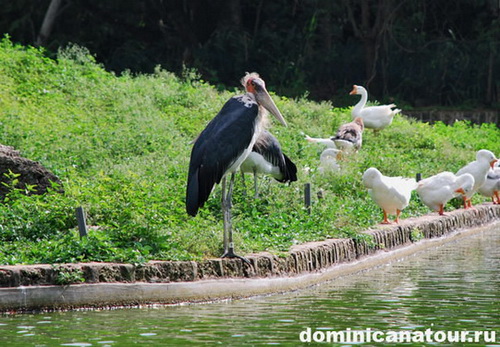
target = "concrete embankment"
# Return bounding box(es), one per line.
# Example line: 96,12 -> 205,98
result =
1,204 -> 499,312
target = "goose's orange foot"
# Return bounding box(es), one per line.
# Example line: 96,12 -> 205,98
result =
438,204 -> 445,216
381,210 -> 391,224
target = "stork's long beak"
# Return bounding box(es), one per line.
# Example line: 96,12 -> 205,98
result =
253,80 -> 287,127
455,188 -> 465,194
349,85 -> 358,95
490,159 -> 498,169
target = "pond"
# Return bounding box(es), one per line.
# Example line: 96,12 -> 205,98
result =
1,224 -> 499,346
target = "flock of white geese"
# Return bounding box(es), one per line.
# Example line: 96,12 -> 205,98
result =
306,85 -> 500,224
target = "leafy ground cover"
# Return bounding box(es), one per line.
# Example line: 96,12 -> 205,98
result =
0,37 -> 499,265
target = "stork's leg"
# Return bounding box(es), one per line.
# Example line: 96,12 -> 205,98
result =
253,169 -> 259,199
221,176 -> 230,252
221,173 -> 251,265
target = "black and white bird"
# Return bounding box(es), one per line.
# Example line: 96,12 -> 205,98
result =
186,72 -> 287,262
331,117 -> 364,152
305,117 -> 364,156
240,130 -> 297,198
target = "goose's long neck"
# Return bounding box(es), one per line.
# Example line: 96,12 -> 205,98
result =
353,88 -> 368,115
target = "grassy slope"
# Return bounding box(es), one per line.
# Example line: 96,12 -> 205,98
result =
0,38 -> 499,265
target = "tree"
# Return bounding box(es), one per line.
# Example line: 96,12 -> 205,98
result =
342,0 -> 396,96
36,0 -> 65,47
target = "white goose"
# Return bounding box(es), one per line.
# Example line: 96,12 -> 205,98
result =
478,162 -> 500,204
416,172 -> 475,215
456,149 -> 498,208
362,167 -> 417,224
349,85 -> 400,131
318,148 -> 341,174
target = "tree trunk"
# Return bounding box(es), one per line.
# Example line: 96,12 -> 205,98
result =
344,0 -> 391,96
222,0 -> 242,28
36,0 -> 63,46
485,44 -> 494,105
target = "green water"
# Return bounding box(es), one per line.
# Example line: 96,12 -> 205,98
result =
1,225 -> 499,346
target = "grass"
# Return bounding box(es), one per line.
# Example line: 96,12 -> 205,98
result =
0,37 -> 499,265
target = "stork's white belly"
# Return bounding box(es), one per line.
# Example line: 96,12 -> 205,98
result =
227,115 -> 265,174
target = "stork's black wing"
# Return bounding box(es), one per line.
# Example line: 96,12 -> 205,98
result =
279,153 -> 298,183
186,96 -> 258,216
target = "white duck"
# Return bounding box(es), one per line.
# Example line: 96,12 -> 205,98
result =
349,85 -> 400,131
318,148 -> 341,174
331,117 -> 364,152
362,167 -> 417,224
456,149 -> 498,208
416,172 -> 475,215
478,162 -> 500,204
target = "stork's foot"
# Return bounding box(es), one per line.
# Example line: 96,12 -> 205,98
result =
221,249 -> 252,265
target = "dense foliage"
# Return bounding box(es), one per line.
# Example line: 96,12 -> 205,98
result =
1,0 -> 498,107
0,39 -> 499,265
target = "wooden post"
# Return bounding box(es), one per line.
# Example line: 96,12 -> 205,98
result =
75,206 -> 88,238
304,183 -> 311,214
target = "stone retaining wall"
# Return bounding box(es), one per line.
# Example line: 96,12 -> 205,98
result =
1,204 -> 499,293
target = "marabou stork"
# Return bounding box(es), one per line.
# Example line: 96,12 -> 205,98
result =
186,72 -> 287,262
240,130 -> 297,198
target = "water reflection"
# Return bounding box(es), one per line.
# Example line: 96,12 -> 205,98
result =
0,225 -> 498,346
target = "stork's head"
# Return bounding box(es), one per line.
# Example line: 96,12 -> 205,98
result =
241,72 -> 287,127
